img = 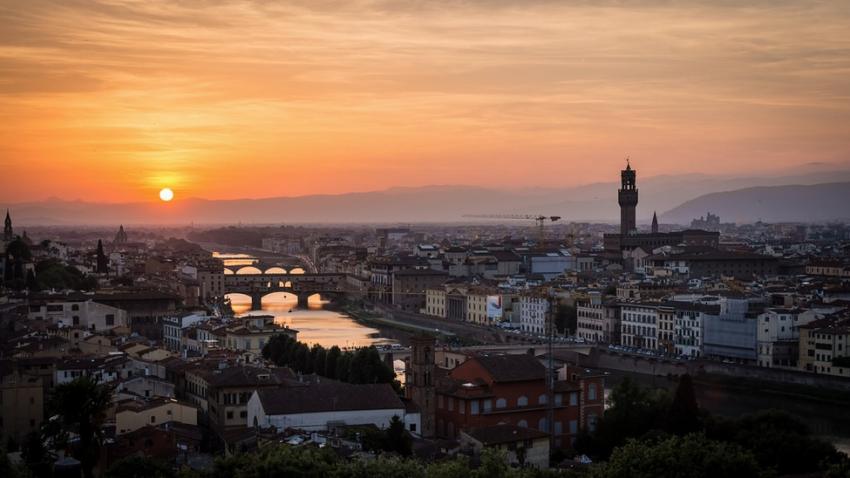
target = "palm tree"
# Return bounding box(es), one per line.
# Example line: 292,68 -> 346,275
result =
47,377 -> 113,478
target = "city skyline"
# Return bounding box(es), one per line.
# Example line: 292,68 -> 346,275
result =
2,0 -> 850,203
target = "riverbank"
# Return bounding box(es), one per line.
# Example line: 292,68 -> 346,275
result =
340,305 -> 456,338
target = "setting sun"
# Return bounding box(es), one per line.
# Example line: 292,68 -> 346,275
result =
159,188 -> 174,202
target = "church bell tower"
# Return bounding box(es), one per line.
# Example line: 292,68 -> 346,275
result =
4,209 -> 12,242
405,334 -> 436,438
618,160 -> 638,236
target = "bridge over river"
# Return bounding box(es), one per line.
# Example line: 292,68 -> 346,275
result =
224,272 -> 348,309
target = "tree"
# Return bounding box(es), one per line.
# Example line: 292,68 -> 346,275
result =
105,456 -> 175,478
46,377 -> 113,478
577,377 -> 672,459
336,352 -> 352,382
667,374 -> 701,435
20,431 -> 52,478
596,434 -> 762,478
34,259 -> 97,291
96,239 -> 108,274
25,269 -> 39,291
325,346 -> 341,379
3,238 -> 32,288
705,409 -> 841,475
386,415 -> 412,456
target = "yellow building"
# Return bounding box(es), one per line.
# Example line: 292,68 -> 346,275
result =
114,397 -> 198,435
799,318 -> 850,378
0,373 -> 44,444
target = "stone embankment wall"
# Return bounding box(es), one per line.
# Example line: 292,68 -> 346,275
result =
574,348 -> 850,392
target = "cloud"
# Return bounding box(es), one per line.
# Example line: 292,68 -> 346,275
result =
0,0 -> 849,201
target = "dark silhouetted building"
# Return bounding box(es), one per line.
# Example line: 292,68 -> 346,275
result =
604,162 -> 719,264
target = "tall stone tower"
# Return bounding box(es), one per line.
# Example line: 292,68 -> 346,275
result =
405,334 -> 436,438
618,160 -> 638,236
4,209 -> 12,242
651,211 -> 659,234
96,239 -> 109,274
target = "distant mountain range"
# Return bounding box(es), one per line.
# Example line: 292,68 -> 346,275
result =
4,165 -> 850,225
660,182 -> 850,224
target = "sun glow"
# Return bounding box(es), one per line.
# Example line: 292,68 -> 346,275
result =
159,188 -> 174,202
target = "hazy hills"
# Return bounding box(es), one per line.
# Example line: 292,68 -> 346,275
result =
4,166 -> 850,226
661,182 -> 850,224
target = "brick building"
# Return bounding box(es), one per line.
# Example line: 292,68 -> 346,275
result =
434,354 -> 603,449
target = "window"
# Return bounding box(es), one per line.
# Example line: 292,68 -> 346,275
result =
538,394 -> 548,405
483,399 -> 492,412
569,419 -> 578,434
227,411 -> 234,419
409,424 -> 416,432
588,384 -> 597,401
105,314 -> 115,326
150,415 -> 156,423
470,400 -> 479,415
496,398 -> 507,409
240,410 -> 247,418
569,392 -> 578,406
588,413 -> 598,432
517,420 -> 528,428
538,418 -> 548,432
71,304 -> 79,311
517,396 -> 528,407
447,398 -> 454,411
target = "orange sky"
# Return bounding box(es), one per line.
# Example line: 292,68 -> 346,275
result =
1,0 -> 849,203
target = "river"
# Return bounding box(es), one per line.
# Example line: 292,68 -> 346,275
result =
228,292 -> 397,349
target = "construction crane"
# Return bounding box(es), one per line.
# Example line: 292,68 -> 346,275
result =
464,214 -> 561,243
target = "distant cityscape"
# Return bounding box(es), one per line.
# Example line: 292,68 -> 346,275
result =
2,163 -> 849,475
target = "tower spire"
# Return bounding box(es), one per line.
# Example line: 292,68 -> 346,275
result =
618,161 -> 638,236
652,211 -> 659,234
4,209 -> 12,242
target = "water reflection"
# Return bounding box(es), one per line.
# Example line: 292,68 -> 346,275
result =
227,292 -> 394,349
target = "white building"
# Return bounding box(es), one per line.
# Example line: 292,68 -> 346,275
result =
576,292 -> 620,344
528,252 -> 574,280
28,299 -> 128,332
620,303 -> 659,350
55,354 -> 131,386
757,307 -> 835,368
673,305 -> 704,357
247,381 -> 419,435
162,313 -> 210,352
425,288 -> 447,318
519,294 -> 549,335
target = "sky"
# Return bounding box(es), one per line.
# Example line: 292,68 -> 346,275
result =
1,0 -> 849,203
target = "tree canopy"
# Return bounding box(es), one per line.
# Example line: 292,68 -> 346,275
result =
262,334 -> 397,388
44,377 -> 114,478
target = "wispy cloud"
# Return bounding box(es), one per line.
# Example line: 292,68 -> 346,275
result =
1,0 -> 849,201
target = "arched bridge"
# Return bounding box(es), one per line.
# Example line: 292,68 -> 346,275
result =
223,263 -> 307,275
223,272 -> 347,309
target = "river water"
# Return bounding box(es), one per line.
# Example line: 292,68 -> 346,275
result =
229,292 -> 396,349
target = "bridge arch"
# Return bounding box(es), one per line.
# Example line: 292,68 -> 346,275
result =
265,267 -> 287,274
236,266 -> 263,275
288,267 -> 305,275
223,268 -> 235,275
